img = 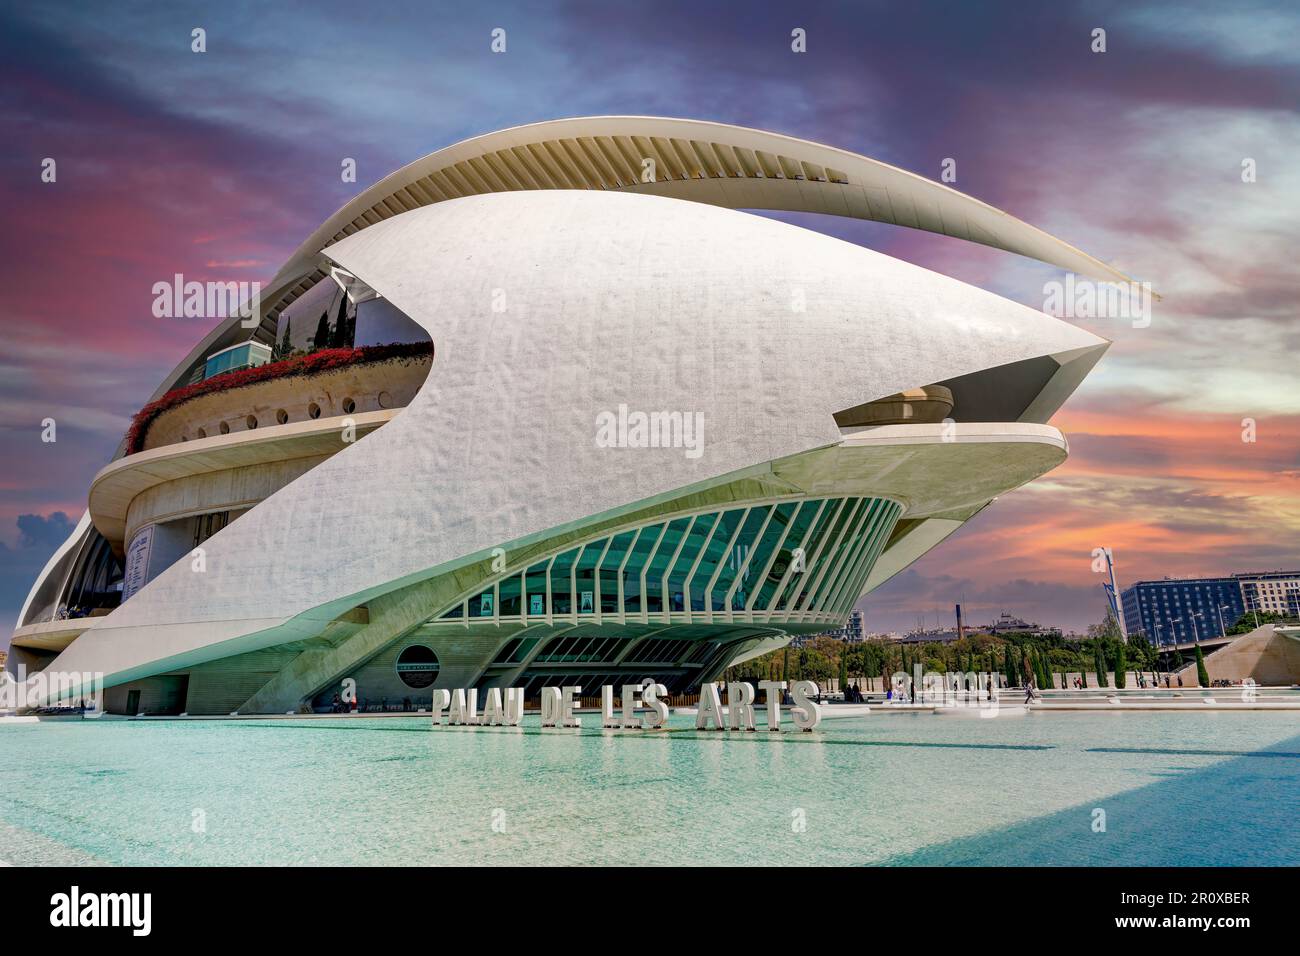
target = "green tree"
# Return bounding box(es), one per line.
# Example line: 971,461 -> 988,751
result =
1127,633 -> 1154,680
863,643 -> 883,686
1089,612 -> 1123,642
1195,643 -> 1210,687
1114,641 -> 1127,688
312,312 -> 330,352
330,293 -> 351,348
838,652 -> 848,695
273,317 -> 292,361
1227,610 -> 1285,635
1093,642 -> 1109,688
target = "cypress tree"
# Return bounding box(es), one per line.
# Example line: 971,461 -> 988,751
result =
1195,644 -> 1210,687
1003,645 -> 1016,686
332,293 -> 350,348
1093,642 -> 1109,688
838,652 -> 848,696
274,316 -> 291,361
313,312 -> 330,352
1114,642 -> 1128,688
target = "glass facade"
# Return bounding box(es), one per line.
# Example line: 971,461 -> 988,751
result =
434,495 -> 902,628
203,341 -> 272,380
1121,577 -> 1245,645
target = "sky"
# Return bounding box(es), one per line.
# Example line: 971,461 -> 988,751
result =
1,0 -> 1297,641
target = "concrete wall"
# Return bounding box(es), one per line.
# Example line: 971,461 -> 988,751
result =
126,457 -> 321,545
181,645 -> 308,714
1172,626 -> 1300,686
104,675 -> 188,715
144,518 -> 196,588
321,630 -> 504,710
143,356 -> 431,450
1061,671 -> 1150,689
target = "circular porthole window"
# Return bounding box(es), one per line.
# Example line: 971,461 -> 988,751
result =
219,421 -> 230,435
377,391 -> 392,409
246,415 -> 258,430
196,428 -> 207,439
342,397 -> 356,415
276,408 -> 288,425
308,402 -> 321,419
395,644 -> 440,689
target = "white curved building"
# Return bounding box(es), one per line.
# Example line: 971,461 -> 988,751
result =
9,117 -> 1122,714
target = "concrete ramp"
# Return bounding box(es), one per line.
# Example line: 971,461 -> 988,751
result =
1173,625 -> 1300,686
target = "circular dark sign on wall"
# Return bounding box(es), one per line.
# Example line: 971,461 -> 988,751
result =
395,644 -> 440,689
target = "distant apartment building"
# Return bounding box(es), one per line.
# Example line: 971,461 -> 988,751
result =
1121,576 -> 1247,646
805,609 -> 865,646
1236,571 -> 1300,618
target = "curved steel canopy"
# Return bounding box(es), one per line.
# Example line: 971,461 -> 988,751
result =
152,116 -> 1140,404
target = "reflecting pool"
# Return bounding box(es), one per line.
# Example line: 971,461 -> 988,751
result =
1,711 -> 1296,866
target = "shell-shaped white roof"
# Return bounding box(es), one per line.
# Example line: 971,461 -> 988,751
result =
34,190 -> 1104,691
149,116 -> 1136,405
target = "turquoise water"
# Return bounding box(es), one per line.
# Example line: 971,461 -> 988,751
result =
1,711 -> 1297,866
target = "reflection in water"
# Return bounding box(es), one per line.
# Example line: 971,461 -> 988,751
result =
0,714 -> 1295,866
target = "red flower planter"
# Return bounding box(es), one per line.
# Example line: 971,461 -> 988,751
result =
125,342 -> 433,454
